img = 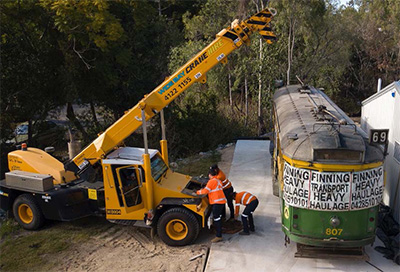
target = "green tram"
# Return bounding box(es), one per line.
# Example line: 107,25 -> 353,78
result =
272,85 -> 385,249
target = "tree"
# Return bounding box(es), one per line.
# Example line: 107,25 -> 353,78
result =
1,1 -> 67,143
2,0 -> 398,166
36,1 -> 186,144
327,0 -> 400,114
165,0 -> 285,155
1,0 -> 70,177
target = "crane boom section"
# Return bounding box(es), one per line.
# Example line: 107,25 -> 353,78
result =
68,8 -> 276,173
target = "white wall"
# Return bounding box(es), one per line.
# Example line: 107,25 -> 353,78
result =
361,83 -> 400,223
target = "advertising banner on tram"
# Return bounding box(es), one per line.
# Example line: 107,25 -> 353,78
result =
283,163 -> 384,211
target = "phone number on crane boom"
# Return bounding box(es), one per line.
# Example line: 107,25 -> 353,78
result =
164,77 -> 192,100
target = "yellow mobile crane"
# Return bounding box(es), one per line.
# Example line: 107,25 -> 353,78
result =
1,8 -> 276,246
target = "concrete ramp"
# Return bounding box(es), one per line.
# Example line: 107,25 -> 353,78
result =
205,140 -> 398,272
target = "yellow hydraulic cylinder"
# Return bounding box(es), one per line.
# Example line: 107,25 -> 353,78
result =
143,153 -> 154,210
160,140 -> 169,166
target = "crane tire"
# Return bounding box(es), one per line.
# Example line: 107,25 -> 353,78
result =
13,194 -> 44,230
157,207 -> 200,246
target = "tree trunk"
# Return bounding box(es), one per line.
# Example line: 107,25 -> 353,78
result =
287,17 -> 296,86
158,0 -> 162,16
238,0 -> 250,19
228,73 -> 233,108
89,101 -> 99,127
287,24 -> 292,85
66,102 -> 89,140
240,87 -> 244,114
27,119 -> 33,145
245,76 -> 248,127
254,0 -> 265,135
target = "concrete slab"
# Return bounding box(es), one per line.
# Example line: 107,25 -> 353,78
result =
205,140 -> 398,272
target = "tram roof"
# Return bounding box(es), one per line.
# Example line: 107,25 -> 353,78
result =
273,85 -> 384,164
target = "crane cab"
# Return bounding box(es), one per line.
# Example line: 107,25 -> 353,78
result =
100,147 -> 210,245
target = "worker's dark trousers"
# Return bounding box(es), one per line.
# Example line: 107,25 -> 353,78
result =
222,186 -> 234,219
213,204 -> 225,237
241,199 -> 259,233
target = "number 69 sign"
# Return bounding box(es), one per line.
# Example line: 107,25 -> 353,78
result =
369,129 -> 389,144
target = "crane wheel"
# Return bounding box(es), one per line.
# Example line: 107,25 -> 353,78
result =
157,207 -> 200,246
13,194 -> 44,230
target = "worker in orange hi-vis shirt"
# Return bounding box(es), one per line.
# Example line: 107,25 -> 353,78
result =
232,191 -> 259,235
196,168 -> 227,243
210,164 -> 234,221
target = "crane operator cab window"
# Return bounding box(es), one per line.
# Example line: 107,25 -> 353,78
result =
151,155 -> 168,182
116,167 -> 142,207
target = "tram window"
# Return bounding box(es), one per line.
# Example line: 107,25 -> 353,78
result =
314,149 -> 362,162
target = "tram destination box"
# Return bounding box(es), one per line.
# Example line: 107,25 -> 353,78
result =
5,171 -> 54,192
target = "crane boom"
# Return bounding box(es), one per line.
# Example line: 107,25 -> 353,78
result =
66,7 -> 276,175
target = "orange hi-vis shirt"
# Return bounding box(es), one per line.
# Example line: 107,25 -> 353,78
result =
216,170 -> 232,189
196,177 -> 227,205
234,191 -> 257,215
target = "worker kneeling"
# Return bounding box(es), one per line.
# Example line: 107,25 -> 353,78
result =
233,191 -> 259,235
196,168 -> 227,243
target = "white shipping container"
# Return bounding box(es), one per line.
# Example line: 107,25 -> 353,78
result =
361,80 -> 400,222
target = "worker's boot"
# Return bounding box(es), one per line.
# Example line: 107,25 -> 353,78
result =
249,214 -> 255,232
241,214 -> 250,235
211,236 -> 223,243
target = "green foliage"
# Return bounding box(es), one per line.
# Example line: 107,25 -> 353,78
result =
166,0 -> 290,142
165,92 -> 249,158
1,0 -> 69,175
176,151 -> 221,177
1,1 -> 67,125
1,0 -> 399,167
0,0 -> 187,151
270,0 -> 350,82
182,0 -> 237,40
40,0 -> 124,50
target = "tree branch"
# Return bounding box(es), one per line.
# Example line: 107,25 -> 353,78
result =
73,38 -> 94,70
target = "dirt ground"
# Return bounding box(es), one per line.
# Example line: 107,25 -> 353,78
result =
54,145 -> 235,272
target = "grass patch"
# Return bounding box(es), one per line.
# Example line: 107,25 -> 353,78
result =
0,217 -> 113,272
1,229 -> 74,271
0,219 -> 21,239
175,151 -> 221,177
